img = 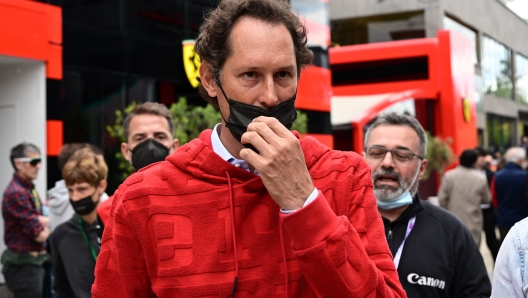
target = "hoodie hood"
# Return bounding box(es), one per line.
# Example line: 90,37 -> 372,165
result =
48,179 -> 75,231
48,180 -> 73,213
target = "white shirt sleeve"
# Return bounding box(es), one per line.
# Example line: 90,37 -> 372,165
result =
280,188 -> 318,215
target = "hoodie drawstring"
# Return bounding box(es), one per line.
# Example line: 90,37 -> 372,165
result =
279,218 -> 289,297
225,171 -> 289,297
226,171 -> 239,298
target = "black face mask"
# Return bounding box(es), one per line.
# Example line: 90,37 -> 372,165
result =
218,84 -> 297,152
70,192 -> 99,216
130,138 -> 170,171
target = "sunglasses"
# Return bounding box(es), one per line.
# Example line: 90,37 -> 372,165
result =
16,157 -> 42,167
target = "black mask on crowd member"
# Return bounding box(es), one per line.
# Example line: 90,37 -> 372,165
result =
70,192 -> 99,216
130,138 -> 170,171
218,83 -> 297,152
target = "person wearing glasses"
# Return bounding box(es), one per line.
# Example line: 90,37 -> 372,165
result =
438,149 -> 491,246
363,113 -> 490,298
50,147 -> 107,298
1,142 -> 49,297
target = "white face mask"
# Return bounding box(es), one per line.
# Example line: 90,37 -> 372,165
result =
376,161 -> 421,210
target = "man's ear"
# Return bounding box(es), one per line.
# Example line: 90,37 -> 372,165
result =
173,139 -> 179,150
418,159 -> 428,180
121,142 -> 131,163
199,61 -> 218,98
13,160 -> 22,172
98,179 -> 108,194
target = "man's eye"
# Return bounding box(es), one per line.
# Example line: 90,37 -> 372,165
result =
277,71 -> 291,78
395,154 -> 411,160
394,151 -> 412,161
243,72 -> 256,79
369,151 -> 385,157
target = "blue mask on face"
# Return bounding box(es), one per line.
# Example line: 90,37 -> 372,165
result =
376,161 -> 421,210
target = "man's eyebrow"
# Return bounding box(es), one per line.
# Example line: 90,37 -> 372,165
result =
234,64 -> 295,72
153,131 -> 169,136
131,132 -> 147,138
370,145 -> 413,151
277,65 -> 295,70
394,146 -> 413,151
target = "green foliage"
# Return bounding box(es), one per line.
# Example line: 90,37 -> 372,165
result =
292,110 -> 308,133
423,132 -> 454,180
107,103 -> 137,180
107,97 -> 308,181
171,97 -> 223,145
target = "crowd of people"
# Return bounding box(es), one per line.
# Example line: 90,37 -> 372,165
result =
1,0 -> 527,297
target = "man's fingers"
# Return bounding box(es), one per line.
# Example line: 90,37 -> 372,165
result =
245,121 -> 280,146
251,116 -> 293,138
240,130 -> 271,154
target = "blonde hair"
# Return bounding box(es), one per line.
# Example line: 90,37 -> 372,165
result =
62,147 -> 108,187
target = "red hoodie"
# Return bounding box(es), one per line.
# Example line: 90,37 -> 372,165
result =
92,130 -> 406,297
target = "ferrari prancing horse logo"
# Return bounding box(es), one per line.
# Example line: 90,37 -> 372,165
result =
463,97 -> 471,123
183,40 -> 201,88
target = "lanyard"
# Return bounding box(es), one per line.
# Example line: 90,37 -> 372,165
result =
393,216 -> 416,269
78,216 -> 98,262
31,189 -> 41,212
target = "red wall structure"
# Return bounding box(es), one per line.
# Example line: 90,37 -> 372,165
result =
0,0 -> 63,156
330,30 -> 477,158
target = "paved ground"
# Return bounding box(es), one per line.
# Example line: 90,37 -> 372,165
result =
480,230 -> 496,284
0,285 -> 12,298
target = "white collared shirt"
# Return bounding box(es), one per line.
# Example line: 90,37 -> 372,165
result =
210,124 -> 317,213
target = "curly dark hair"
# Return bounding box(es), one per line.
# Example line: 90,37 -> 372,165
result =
194,0 -> 314,108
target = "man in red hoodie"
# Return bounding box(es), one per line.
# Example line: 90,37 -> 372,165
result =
92,0 -> 406,297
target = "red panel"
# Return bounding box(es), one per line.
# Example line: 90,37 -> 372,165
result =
46,120 -> 63,156
47,4 -> 62,45
435,30 -> 477,157
300,133 -> 334,149
330,38 -> 438,65
0,2 -> 48,60
332,81 -> 438,97
0,0 -> 62,79
47,44 -> 62,79
296,66 -> 332,112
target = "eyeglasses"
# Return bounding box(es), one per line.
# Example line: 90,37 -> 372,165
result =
16,157 -> 42,167
365,146 -> 423,165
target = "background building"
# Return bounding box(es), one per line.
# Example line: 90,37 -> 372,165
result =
35,0 -> 222,193
330,0 -> 528,154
